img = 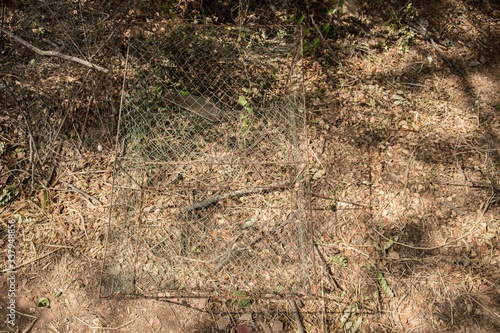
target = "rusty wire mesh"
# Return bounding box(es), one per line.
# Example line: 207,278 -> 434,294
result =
101,25 -> 314,298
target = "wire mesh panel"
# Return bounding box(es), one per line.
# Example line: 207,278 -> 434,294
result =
101,25 -> 312,298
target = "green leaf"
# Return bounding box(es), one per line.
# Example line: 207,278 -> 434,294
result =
327,8 -> 337,15
238,95 -> 248,106
235,291 -> 252,308
180,89 -> 189,96
383,236 -> 399,250
234,290 -> 246,297
376,271 -> 394,297
483,233 -> 495,240
0,186 -> 19,207
340,304 -> 357,324
330,255 -> 347,267
298,14 -> 306,25
55,291 -> 62,298
274,285 -> 285,293
238,298 -> 251,308
37,297 -> 50,308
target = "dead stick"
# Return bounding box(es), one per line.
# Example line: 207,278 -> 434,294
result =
46,141 -> 64,187
0,26 -> 109,73
59,179 -> 103,206
289,300 -> 305,333
1,248 -> 61,273
309,15 -> 341,65
313,244 -> 342,290
182,181 -> 289,213
22,317 -> 38,333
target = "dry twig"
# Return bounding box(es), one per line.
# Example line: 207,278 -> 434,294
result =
59,179 -> 103,206
1,248 -> 61,273
309,15 -> 340,65
144,181 -> 290,213
313,244 -> 342,290
21,317 -> 38,333
182,181 -> 289,213
289,300 -> 305,333
0,26 -> 109,73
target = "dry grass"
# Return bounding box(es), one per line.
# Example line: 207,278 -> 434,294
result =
0,0 -> 499,332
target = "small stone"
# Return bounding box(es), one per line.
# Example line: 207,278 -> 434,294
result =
387,251 -> 400,260
468,60 -> 481,67
479,55 -> 487,64
272,320 -> 284,332
217,316 -> 231,330
240,313 -> 253,322
236,324 -> 252,333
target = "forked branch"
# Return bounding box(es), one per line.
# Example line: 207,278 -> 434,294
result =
0,26 -> 109,73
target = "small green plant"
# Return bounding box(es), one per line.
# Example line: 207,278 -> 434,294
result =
329,182 -> 345,212
238,94 -> 254,137
32,21 -> 45,35
380,2 -> 416,52
37,297 -> 50,308
327,0 -> 344,16
395,3 -> 416,51
0,186 -> 19,207
340,304 -> 363,333
274,285 -> 285,294
330,254 -> 347,267
396,25 -> 415,52
383,235 -> 399,251
376,271 -> 395,297
234,291 -> 252,308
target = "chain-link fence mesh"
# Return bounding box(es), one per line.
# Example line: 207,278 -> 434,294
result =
101,25 -> 313,298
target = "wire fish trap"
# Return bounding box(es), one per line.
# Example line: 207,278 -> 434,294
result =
101,25 -> 313,299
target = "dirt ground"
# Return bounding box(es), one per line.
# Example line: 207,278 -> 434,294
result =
1,0 -> 499,332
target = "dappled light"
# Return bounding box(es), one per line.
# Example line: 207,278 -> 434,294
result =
0,0 -> 499,332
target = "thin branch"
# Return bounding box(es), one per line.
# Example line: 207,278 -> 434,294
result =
21,317 -> 38,333
289,300 -> 305,333
59,179 -> 103,206
181,181 -> 289,213
46,141 -> 64,187
1,248 -> 61,273
402,82 -> 426,88
313,244 -> 342,290
409,20 -> 465,77
144,182 -> 290,213
309,15 -> 340,65
144,181 -> 290,214
0,26 -> 109,73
